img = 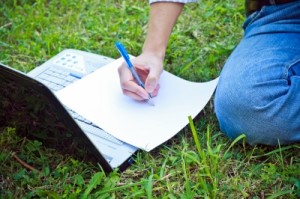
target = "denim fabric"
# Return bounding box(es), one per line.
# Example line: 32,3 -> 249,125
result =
214,1 -> 300,145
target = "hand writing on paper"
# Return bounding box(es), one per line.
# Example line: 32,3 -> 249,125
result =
118,53 -> 163,101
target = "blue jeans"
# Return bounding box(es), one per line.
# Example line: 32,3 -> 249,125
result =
214,1 -> 300,146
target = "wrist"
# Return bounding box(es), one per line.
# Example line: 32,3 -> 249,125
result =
142,43 -> 166,60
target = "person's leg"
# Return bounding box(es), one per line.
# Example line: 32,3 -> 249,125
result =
214,1 -> 300,145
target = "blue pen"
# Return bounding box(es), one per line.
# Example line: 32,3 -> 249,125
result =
115,41 -> 154,106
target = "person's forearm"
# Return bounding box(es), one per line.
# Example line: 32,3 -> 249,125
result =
142,2 -> 184,60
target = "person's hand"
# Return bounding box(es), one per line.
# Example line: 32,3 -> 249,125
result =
118,52 -> 163,101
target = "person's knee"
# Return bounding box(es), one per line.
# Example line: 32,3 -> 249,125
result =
214,80 -> 300,146
214,80 -> 244,142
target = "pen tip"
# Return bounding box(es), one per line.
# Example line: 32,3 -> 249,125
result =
147,98 -> 155,106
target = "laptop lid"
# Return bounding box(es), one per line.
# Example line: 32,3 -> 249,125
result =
26,49 -> 138,170
0,63 -> 132,173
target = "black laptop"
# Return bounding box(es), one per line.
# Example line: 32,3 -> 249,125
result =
0,49 -> 138,173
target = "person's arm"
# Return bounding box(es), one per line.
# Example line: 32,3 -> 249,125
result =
118,2 -> 185,101
143,2 -> 184,61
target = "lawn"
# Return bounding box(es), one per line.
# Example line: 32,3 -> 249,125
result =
0,0 -> 299,198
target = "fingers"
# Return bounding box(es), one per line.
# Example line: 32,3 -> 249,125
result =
118,55 -> 163,101
118,63 -> 149,100
121,80 -> 149,100
145,66 -> 162,93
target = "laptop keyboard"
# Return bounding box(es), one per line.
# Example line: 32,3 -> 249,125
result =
35,67 -> 76,91
35,66 -> 123,145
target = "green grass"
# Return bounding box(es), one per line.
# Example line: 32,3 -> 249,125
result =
1,0 -> 299,198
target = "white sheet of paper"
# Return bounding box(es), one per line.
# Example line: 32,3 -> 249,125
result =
56,58 -> 219,151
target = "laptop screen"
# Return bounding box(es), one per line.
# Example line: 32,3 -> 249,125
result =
0,64 -> 112,172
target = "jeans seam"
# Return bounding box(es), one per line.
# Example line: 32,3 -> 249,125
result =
244,6 -> 267,30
